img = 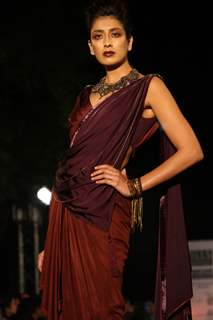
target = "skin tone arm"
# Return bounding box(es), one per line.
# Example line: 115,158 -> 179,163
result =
90,76 -> 204,196
38,251 -> 44,272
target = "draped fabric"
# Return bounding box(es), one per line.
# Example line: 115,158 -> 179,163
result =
53,76 -> 153,231
40,74 -> 193,320
40,192 -> 132,320
154,134 -> 193,320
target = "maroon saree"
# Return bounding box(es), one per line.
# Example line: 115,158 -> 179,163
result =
40,75 -> 193,319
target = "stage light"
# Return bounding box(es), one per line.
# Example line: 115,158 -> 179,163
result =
37,186 -> 52,205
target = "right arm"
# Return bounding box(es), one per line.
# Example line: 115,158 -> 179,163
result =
38,250 -> 44,272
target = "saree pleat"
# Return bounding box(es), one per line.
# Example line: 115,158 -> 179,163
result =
40,192 -> 132,320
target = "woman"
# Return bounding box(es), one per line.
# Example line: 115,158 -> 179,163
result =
38,1 -> 204,319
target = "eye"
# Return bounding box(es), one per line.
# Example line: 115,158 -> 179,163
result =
112,32 -> 121,38
92,34 -> 102,40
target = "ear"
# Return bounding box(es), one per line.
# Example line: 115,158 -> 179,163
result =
88,40 -> 95,55
128,36 -> 133,52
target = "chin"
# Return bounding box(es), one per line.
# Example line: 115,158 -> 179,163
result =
102,60 -> 126,70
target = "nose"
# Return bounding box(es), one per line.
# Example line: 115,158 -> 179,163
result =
103,35 -> 112,48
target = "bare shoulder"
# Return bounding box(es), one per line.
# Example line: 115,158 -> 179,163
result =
145,75 -> 177,110
147,75 -> 168,97
144,75 -> 203,161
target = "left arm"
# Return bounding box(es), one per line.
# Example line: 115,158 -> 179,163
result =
138,76 -> 204,191
91,77 -> 204,196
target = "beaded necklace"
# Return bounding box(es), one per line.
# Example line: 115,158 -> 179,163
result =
91,68 -> 140,98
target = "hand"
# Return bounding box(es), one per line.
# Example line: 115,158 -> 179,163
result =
91,164 -> 131,197
38,250 -> 44,272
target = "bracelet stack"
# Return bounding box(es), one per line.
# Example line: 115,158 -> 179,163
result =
127,177 -> 143,231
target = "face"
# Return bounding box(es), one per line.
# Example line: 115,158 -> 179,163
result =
88,15 -> 133,68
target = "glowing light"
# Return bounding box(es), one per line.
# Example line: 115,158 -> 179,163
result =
37,187 -> 52,205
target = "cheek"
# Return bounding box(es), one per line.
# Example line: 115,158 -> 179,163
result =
116,38 -> 129,49
117,42 -> 129,55
92,45 -> 103,56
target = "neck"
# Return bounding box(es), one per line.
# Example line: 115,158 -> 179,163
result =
104,62 -> 132,84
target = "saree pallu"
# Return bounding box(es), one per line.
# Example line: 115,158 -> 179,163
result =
53,76 -> 153,231
40,74 -> 193,320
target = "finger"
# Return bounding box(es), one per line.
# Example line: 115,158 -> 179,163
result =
94,164 -> 115,171
91,168 -> 118,178
92,172 -> 119,182
95,177 -> 115,186
94,164 -> 112,168
92,174 -> 114,182
94,175 -> 120,187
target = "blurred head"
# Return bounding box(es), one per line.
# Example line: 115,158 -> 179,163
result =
144,300 -> 155,315
2,295 -> 20,317
125,298 -> 135,313
8,298 -> 19,315
86,0 -> 133,68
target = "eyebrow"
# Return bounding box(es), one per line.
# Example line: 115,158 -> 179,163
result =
92,27 -> 123,33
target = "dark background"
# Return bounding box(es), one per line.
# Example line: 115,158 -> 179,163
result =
0,0 -> 211,301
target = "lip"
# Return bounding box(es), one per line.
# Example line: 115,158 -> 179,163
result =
103,51 -> 115,57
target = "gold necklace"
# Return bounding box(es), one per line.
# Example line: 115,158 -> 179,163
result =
91,68 -> 140,98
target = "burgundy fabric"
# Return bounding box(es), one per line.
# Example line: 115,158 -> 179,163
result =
40,74 -> 193,320
40,192 -> 132,320
53,76 -> 154,231
154,135 -> 193,320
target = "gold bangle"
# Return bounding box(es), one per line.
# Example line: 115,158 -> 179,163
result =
127,178 -> 143,231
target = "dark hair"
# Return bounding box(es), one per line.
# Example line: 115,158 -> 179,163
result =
85,0 -> 133,39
